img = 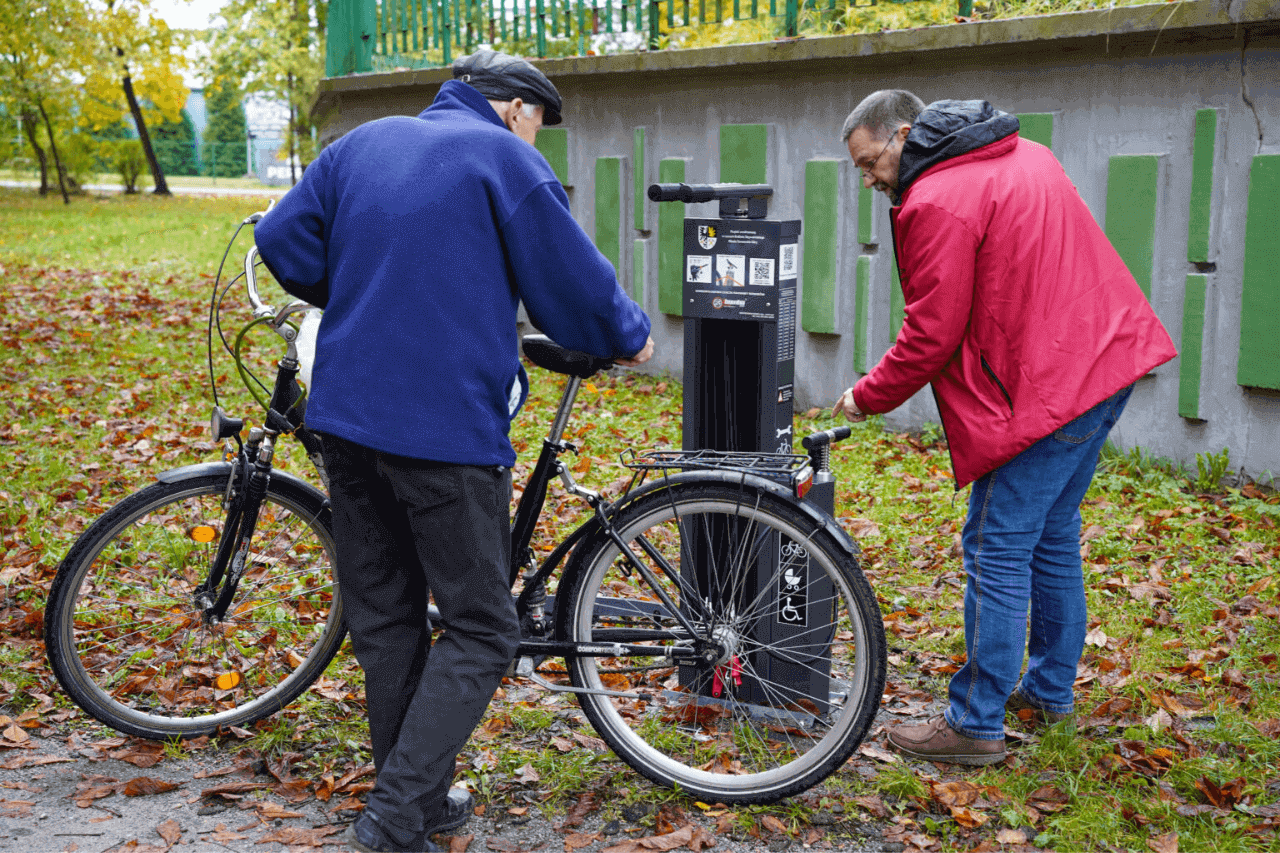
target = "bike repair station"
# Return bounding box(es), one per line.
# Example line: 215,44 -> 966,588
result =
649,182 -> 838,714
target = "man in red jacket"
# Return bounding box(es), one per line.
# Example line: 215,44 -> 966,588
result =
834,91 -> 1176,764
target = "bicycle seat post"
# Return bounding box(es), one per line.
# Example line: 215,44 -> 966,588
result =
547,376 -> 583,445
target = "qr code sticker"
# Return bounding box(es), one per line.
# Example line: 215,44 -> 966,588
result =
780,244 -> 798,280
750,258 -> 775,287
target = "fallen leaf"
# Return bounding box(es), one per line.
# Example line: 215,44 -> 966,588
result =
602,823 -> 708,852
760,814 -> 789,835
948,805 -> 989,828
448,834 -> 474,852
853,794 -> 889,818
513,763 -> 541,784
564,831 -> 603,851
559,791 -> 600,829
857,743 -> 900,764
1085,627 -> 1109,647
1148,831 -> 1178,853
996,828 -> 1027,844
258,801 -> 305,819
156,819 -> 181,845
254,825 -> 343,845
122,777 -> 182,797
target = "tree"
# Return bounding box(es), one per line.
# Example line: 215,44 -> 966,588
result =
202,82 -> 248,178
209,0 -> 327,185
82,0 -> 190,195
153,107 -> 198,176
0,0 -> 86,203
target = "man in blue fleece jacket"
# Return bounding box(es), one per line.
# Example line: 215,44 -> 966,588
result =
254,50 -> 653,853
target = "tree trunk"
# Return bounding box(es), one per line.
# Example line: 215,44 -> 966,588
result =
121,63 -> 171,196
20,110 -> 51,195
287,73 -> 297,187
35,100 -> 70,204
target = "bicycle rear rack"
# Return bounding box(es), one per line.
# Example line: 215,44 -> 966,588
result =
623,449 -> 809,483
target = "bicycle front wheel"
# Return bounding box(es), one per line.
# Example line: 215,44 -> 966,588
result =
45,472 -> 345,739
562,482 -> 886,804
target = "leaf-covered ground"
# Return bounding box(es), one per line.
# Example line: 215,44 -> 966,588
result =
2,189 -> 1278,852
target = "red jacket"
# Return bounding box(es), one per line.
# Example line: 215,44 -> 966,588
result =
852,120 -> 1176,488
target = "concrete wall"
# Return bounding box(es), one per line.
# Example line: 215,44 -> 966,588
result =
313,1 -> 1280,480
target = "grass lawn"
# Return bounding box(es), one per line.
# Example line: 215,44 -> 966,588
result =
1,188 -> 1277,852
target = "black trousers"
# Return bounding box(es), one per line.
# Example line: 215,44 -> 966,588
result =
322,433 -> 521,838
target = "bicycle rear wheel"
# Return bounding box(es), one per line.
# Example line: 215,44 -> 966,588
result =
561,482 -> 885,804
45,471 -> 345,739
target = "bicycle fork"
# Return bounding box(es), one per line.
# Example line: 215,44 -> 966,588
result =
197,355 -> 304,624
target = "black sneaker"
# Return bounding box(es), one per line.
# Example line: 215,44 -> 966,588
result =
346,789 -> 473,853
346,813 -> 442,853
424,787 -> 474,837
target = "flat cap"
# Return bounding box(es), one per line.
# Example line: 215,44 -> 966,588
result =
452,49 -> 563,126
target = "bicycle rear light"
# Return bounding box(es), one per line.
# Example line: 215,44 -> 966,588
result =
794,466 -> 814,498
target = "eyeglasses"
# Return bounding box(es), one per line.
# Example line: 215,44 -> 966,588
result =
858,134 -> 896,178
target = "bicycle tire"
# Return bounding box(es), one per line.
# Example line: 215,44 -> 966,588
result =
560,482 -> 885,804
45,472 -> 345,739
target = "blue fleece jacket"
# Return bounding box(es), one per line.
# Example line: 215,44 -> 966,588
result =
253,81 -> 651,466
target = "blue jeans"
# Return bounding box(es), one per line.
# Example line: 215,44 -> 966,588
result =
944,385 -> 1132,740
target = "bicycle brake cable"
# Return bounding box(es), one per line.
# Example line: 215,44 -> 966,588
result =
207,220 -> 249,411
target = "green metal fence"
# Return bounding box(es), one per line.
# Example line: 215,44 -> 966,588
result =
327,0 -> 938,75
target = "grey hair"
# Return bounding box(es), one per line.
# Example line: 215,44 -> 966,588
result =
841,90 -> 926,143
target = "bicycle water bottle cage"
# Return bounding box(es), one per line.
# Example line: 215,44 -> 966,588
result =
522,335 -> 614,378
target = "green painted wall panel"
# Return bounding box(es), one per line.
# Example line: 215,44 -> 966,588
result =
594,156 -> 622,273
1179,274 -> 1207,419
801,159 -> 839,334
535,128 -> 569,185
719,124 -> 768,185
658,158 -> 686,316
633,238 -> 646,304
858,184 -> 875,245
1016,113 -> 1054,149
633,127 -> 646,232
1187,109 -> 1217,264
890,254 -> 904,340
1105,154 -> 1159,299
855,255 -> 870,374
1238,155 -> 1280,390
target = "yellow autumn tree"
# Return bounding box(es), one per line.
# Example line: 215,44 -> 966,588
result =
0,0 -> 86,202
81,0 -> 190,195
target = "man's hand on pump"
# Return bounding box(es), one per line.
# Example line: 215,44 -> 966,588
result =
616,336 -> 655,367
832,386 -> 867,423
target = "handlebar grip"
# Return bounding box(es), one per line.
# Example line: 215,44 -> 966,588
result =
801,426 -> 852,451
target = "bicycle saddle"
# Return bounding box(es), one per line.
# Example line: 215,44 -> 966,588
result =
521,334 -> 614,378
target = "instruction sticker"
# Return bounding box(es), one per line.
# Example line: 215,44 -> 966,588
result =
715,255 -> 745,288
686,255 -> 711,284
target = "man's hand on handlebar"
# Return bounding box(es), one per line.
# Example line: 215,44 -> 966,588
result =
616,336 -> 655,367
832,387 -> 867,423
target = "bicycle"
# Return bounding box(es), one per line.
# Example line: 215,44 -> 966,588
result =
45,212 -> 887,805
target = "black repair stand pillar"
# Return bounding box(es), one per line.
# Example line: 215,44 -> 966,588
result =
657,183 -> 833,712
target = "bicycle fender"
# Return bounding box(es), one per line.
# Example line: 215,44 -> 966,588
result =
606,470 -> 859,559
156,461 -> 329,505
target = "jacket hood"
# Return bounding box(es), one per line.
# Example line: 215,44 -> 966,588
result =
419,79 -> 509,130
897,100 -> 1020,197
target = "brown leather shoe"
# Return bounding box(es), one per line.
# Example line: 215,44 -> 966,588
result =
886,716 -> 1006,766
1006,688 -> 1073,725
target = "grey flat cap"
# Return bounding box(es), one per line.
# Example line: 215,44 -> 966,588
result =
452,49 -> 563,126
